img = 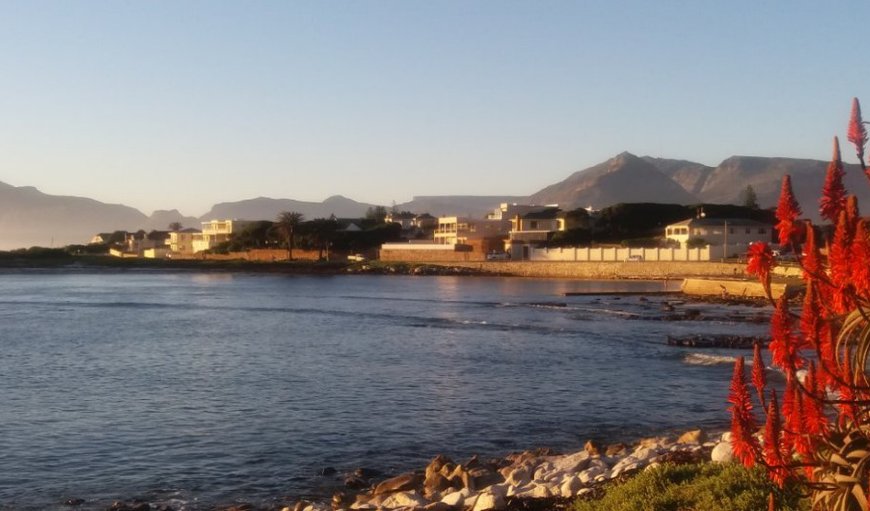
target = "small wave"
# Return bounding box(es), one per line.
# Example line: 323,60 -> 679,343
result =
683,353 -> 738,366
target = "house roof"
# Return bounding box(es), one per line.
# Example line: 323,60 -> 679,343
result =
668,217 -> 772,228
521,207 -> 561,220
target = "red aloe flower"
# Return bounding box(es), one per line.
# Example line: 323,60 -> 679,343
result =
763,390 -> 788,487
780,378 -> 798,454
776,175 -> 803,247
848,97 -> 867,169
845,195 -> 860,231
769,295 -> 803,377
803,362 -> 828,437
800,279 -> 821,347
852,220 -> 870,298
752,342 -> 767,408
820,137 -> 847,223
746,242 -> 776,299
829,210 -> 856,313
817,321 -> 837,390
728,356 -> 759,467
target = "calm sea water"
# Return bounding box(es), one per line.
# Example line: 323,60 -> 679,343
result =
0,271 -> 769,510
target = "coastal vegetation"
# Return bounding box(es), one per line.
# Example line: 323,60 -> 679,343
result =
571,462 -> 806,511
734,98 -> 870,510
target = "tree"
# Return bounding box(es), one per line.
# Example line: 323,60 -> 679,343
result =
168,222 -> 183,232
275,211 -> 304,260
304,218 -> 340,260
739,185 -> 759,209
365,206 -> 388,222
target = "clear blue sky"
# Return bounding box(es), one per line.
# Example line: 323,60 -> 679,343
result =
1,1 -> 868,216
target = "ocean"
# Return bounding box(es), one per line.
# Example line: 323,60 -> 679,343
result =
0,270 -> 769,510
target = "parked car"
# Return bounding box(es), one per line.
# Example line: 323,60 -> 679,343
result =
347,254 -> 367,262
486,251 -> 510,261
626,255 -> 643,262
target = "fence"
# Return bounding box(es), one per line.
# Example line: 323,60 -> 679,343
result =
527,245 -> 724,262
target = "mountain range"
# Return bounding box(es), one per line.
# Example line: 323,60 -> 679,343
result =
2,152 -> 868,250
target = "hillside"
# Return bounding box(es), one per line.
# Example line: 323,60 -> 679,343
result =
642,157 -> 715,196
697,156 -> 870,219
0,182 -> 148,250
198,195 -> 376,222
5,151 -> 870,250
527,152 -> 699,209
395,196 -> 526,217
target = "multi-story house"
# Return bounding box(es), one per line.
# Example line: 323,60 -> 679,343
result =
434,216 -> 511,245
664,217 -> 773,257
168,228 -> 202,256
192,219 -> 253,253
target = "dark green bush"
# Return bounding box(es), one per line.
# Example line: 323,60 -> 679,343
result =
571,462 -> 807,511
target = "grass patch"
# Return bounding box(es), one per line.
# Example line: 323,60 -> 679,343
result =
571,462 -> 808,511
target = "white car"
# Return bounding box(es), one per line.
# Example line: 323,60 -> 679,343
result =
347,254 -> 367,262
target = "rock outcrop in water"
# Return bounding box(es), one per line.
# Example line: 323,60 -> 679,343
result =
284,430 -> 732,511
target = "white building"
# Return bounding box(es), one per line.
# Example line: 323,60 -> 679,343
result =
192,219 -> 253,253
665,217 -> 773,258
434,216 -> 510,245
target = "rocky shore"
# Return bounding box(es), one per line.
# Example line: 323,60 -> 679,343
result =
254,429 -> 734,511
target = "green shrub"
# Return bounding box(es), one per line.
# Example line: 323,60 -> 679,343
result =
571,462 -> 808,511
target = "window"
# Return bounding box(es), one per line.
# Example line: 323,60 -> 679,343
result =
759,228 -> 767,234
530,221 -> 538,229
745,228 -> 751,234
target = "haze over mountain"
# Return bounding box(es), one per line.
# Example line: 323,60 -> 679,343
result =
199,195 -> 376,224
0,181 -> 148,250
3,151 -> 869,250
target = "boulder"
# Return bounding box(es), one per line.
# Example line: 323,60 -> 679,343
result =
605,443 -> 627,456
559,475 -> 584,497
379,490 -> 427,509
505,465 -> 532,487
464,464 -> 502,492
532,461 -> 555,482
583,440 -> 601,456
423,503 -> 456,511
426,455 -> 453,481
711,441 -> 734,464
373,473 -> 423,496
677,429 -> 707,445
517,483 -> 551,499
638,436 -> 667,449
578,463 -> 607,484
440,489 -> 470,507
344,475 -> 369,490
546,450 -> 591,474
471,484 -> 507,511
424,472 -> 455,497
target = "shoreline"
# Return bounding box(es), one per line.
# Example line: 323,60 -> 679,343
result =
81,428 -> 733,511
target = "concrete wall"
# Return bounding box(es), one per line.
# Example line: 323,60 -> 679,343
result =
380,247 -> 482,262
172,248 -> 332,261
434,261 -> 751,280
682,278 -> 793,299
380,238 -> 502,262
527,246 -> 717,262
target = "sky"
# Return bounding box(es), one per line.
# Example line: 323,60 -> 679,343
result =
1,1 -> 869,217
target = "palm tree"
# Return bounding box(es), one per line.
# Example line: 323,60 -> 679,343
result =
275,211 -> 304,260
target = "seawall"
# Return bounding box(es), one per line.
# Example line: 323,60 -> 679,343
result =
425,261 -> 750,280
